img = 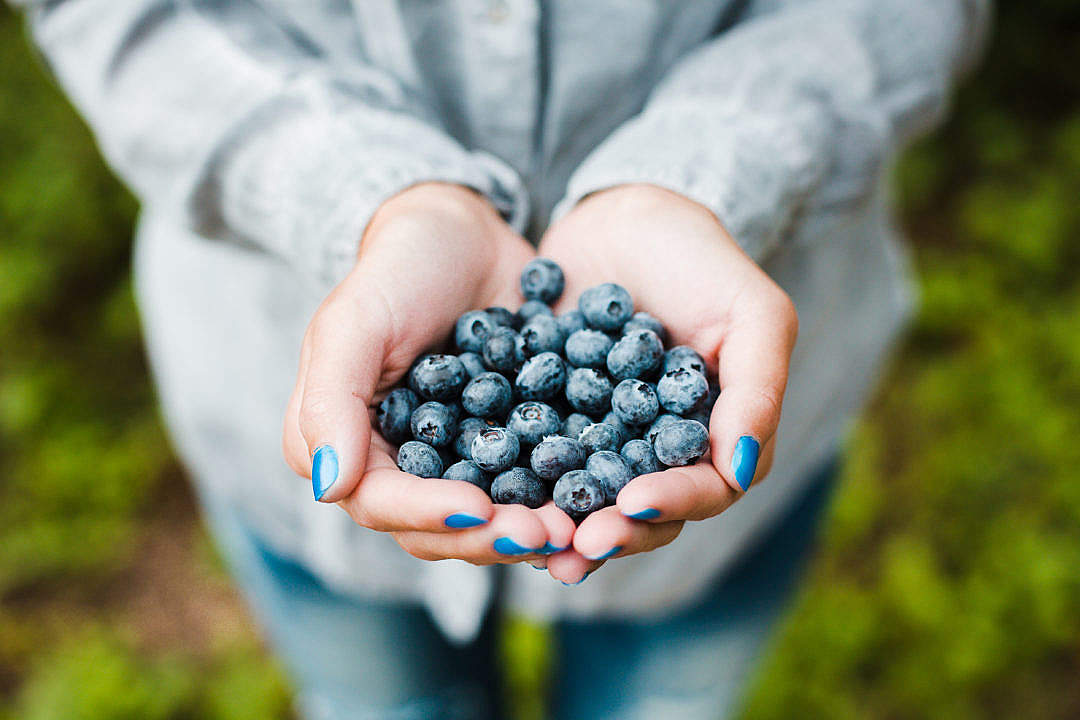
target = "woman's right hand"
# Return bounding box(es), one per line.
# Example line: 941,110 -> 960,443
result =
282,183 -> 575,565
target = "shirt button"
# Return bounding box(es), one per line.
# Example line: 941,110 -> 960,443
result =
487,0 -> 509,23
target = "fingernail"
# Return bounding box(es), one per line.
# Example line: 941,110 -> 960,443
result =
445,513 -> 488,529
494,537 -> 539,555
561,571 -> 592,586
539,541 -> 566,555
586,546 -> 622,561
312,445 -> 339,501
624,508 -> 660,520
529,562 -> 547,570
731,436 -> 760,491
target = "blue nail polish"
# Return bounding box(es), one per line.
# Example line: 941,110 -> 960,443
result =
625,508 -> 660,520
312,445 -> 339,501
494,537 -> 538,555
444,513 -> 488,529
530,563 -> 547,570
731,436 -> 760,491
561,571 -> 592,586
539,541 -> 566,555
587,546 -> 623,561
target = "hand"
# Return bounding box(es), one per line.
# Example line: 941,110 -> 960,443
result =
536,185 -> 798,583
282,183 -> 575,565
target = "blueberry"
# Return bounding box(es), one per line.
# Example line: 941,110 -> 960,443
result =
621,439 -> 662,477
556,309 -> 587,338
579,422 -> 622,455
445,401 -> 464,424
657,368 -> 709,415
520,258 -> 565,304
521,314 -> 566,356
461,372 -> 513,418
653,419 -> 710,467
645,413 -> 682,445
517,300 -> 554,325
406,354 -> 432,395
485,306 -> 518,329
621,311 -> 667,344
579,283 -> 633,332
458,352 -> 487,378
586,450 -> 633,503
663,345 -> 707,376
561,412 -> 593,440
491,467 -> 546,508
565,367 -> 613,416
454,310 -> 495,354
470,426 -> 521,473
443,460 -> 491,489
482,327 -> 525,375
397,441 -> 444,478
607,329 -> 663,381
410,401 -> 458,447
610,379 -> 660,426
376,387 -> 419,444
601,411 -> 636,447
507,401 -> 562,448
564,329 -> 615,369
515,352 -> 567,401
553,469 -> 606,522
530,435 -> 587,484
411,354 -> 468,402
455,416 -> 495,459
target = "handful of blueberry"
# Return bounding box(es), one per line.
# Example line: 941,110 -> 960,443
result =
378,258 -> 717,523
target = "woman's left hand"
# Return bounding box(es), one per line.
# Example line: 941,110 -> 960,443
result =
535,185 -> 799,584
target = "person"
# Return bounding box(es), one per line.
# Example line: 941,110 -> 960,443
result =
17,0 -> 988,717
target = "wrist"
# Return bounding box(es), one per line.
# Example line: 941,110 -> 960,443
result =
366,182 -> 502,242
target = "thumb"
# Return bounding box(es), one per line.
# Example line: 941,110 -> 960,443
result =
288,279 -> 390,503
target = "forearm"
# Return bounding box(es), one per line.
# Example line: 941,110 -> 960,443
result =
18,0 -> 526,289
556,0 -> 990,261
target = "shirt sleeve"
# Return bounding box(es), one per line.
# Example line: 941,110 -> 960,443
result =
15,0 -> 528,290
552,0 -> 991,262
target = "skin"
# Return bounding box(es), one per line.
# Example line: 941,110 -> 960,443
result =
282,183 -> 575,566
283,182 -> 797,584
538,184 -> 798,584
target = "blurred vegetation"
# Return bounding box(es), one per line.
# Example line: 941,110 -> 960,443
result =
0,1 -> 1077,718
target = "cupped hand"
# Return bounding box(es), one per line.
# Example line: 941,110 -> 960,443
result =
537,185 -> 798,583
282,183 -> 575,565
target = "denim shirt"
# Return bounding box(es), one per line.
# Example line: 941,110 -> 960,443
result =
18,0 -> 987,641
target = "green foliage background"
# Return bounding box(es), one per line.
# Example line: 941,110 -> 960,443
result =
0,2 -> 1077,718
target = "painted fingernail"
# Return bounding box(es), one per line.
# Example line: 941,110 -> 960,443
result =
560,571 -> 592,586
624,508 -> 660,520
444,513 -> 488,529
494,537 -> 539,555
732,435 -> 760,491
586,546 -> 622,561
539,541 -> 566,555
529,562 -> 547,570
312,445 -> 339,501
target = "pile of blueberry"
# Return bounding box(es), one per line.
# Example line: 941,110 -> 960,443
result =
378,258 -> 717,522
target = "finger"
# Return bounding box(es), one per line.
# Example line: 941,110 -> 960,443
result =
392,503 -> 549,564
615,462 -> 743,522
572,506 -> 684,560
296,282 -> 389,503
545,548 -> 602,585
710,282 -> 797,492
336,451 -> 495,533
282,332 -> 314,478
531,501 -> 577,555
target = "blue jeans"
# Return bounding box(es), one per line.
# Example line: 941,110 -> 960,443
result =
202,459 -> 837,720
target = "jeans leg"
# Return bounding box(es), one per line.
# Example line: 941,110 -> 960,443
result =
551,459 -> 839,720
200,497 -> 503,720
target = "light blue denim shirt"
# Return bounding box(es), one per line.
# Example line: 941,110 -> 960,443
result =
18,0 -> 987,640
